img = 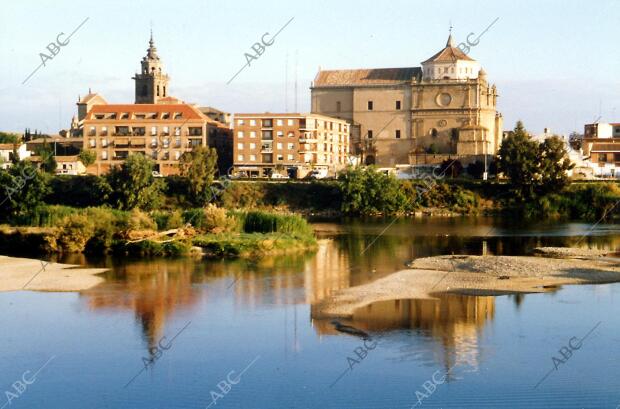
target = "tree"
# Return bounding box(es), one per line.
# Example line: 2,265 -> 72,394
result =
568,131 -> 583,151
179,146 -> 219,206
538,136 -> 574,195
78,149 -> 96,167
498,121 -> 540,200
338,166 -> 410,215
498,121 -> 574,201
34,142 -> 57,174
0,160 -> 50,219
0,132 -> 20,144
438,159 -> 463,178
466,160 -> 485,179
106,154 -> 165,210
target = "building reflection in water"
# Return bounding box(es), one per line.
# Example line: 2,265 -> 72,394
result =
76,219 -> 620,358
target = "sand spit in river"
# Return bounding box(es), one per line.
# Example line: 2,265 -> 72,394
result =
312,248 -> 620,318
0,255 -> 108,292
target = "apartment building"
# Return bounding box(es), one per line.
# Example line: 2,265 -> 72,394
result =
232,113 -> 350,178
583,122 -> 620,177
82,102 -> 228,176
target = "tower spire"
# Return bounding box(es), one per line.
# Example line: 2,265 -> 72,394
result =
446,22 -> 455,47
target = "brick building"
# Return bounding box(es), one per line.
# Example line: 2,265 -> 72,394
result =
232,113 -> 350,178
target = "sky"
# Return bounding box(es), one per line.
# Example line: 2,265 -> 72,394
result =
0,0 -> 618,136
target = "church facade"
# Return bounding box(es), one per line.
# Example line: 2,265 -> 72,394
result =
310,34 -> 503,167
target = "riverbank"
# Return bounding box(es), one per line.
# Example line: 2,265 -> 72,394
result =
0,206 -> 317,258
312,248 -> 620,318
0,255 -> 108,292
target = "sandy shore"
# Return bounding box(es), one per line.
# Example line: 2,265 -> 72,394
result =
0,255 -> 108,292
312,248 -> 620,318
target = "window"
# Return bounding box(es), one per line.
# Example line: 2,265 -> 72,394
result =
101,139 -> 108,147
431,128 -> 438,138
277,142 -> 283,149
101,151 -> 107,160
250,154 -> 256,161
599,154 -> 608,163
162,126 -> 169,136
287,143 -> 294,150
396,100 -> 401,110
287,119 -> 294,126
174,127 -> 181,136
262,119 -> 273,127
250,131 -> 256,138
367,101 -> 373,110
157,85 -> 160,97
237,154 -> 244,161
150,126 -> 157,136
368,130 -> 373,139
395,130 -> 401,139
238,119 -> 245,126
175,151 -> 181,160
277,154 -> 284,161
237,143 -> 244,149
249,143 -> 256,149
89,139 -> 96,147
287,154 -> 294,160
237,131 -> 244,138
336,101 -> 341,112
276,119 -> 283,126
262,130 -> 273,139
163,86 -> 166,97
249,119 -> 256,126
88,126 -> 96,136
277,131 -> 284,138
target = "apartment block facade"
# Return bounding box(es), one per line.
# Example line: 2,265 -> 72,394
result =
232,113 -> 350,178
82,103 -> 230,176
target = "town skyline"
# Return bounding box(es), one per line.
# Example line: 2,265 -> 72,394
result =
1,0 -> 619,136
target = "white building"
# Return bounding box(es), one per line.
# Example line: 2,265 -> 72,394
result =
0,143 -> 31,169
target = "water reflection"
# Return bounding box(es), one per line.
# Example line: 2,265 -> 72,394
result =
73,218 -> 620,359
315,294 -> 495,372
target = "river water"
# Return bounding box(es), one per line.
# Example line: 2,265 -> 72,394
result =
1,216 -> 620,408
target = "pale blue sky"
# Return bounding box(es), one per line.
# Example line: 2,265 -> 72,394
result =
0,0 -> 618,136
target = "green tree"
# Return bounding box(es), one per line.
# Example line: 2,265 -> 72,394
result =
78,149 -> 96,167
498,121 -> 540,200
0,160 -> 50,219
498,121 -> 574,201
179,146 -> 219,206
339,166 -> 410,215
466,160 -> 485,179
538,136 -> 574,195
106,154 -> 165,210
0,132 -> 20,144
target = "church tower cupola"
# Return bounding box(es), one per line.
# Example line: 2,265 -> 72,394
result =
133,31 -> 170,104
421,32 -> 480,81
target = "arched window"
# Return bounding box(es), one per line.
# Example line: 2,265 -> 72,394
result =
430,128 -> 438,138
163,86 -> 166,97
157,85 -> 160,97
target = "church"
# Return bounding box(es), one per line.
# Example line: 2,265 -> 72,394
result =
72,33 -> 232,176
310,33 -> 503,168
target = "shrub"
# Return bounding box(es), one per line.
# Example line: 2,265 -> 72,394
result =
57,214 -> 96,252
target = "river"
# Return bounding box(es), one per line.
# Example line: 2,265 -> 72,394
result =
1,216 -> 619,408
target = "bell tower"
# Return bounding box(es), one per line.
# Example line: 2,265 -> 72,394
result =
133,31 -> 170,104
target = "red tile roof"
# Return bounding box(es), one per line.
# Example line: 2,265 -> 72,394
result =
313,67 -> 421,87
422,45 -> 475,64
85,104 -> 207,121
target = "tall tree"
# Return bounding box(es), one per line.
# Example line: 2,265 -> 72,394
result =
179,146 -> 219,205
498,121 -> 574,201
106,154 -> 165,210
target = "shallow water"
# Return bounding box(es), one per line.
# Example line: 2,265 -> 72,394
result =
1,216 -> 620,408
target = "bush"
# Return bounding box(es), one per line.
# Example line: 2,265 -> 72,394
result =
57,214 -> 96,252
339,167 -> 411,215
